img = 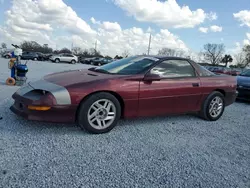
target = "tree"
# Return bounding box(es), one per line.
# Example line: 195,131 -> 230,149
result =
89,48 -> 102,57
20,41 -> 52,53
203,43 -> 225,65
105,55 -> 112,60
221,54 -> 233,67
158,48 -> 185,57
114,55 -> 123,59
1,43 -> 7,49
122,50 -> 130,58
59,48 -> 71,54
72,47 -> 82,56
234,52 -> 246,68
242,45 -> 250,68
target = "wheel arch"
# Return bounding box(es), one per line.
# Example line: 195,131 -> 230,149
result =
214,89 -> 226,96
75,90 -> 125,122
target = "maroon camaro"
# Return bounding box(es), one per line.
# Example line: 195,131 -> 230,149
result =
10,56 -> 237,134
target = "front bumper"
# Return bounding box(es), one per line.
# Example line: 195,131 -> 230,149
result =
10,80 -> 77,123
10,101 -> 77,123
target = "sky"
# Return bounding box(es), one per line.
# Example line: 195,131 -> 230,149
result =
0,0 -> 250,57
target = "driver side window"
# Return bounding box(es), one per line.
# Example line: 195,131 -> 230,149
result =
150,59 -> 196,78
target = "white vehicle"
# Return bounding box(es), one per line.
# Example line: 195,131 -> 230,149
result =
50,53 -> 78,64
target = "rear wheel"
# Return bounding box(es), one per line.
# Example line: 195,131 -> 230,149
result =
77,92 -> 121,134
71,60 -> 76,64
199,91 -> 225,121
34,57 -> 38,61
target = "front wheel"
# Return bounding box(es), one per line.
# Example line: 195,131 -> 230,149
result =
199,91 -> 225,121
77,92 -> 121,134
71,60 -> 76,64
55,58 -> 60,63
34,57 -> 38,61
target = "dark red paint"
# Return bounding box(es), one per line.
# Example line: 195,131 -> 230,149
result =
10,59 -> 237,123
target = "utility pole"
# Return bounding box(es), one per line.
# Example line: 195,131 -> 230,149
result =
94,40 -> 97,53
147,33 -> 151,55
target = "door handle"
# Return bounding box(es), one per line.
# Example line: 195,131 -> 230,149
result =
192,83 -> 199,87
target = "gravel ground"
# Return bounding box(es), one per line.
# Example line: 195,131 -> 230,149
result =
0,58 -> 250,188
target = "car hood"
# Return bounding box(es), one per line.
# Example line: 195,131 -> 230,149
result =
237,75 -> 250,87
43,69 -> 116,87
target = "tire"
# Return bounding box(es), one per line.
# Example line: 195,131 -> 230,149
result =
5,55 -> 10,59
98,63 -> 101,66
6,77 -> 16,86
34,57 -> 38,61
55,58 -> 60,63
71,60 -> 76,64
77,92 -> 121,134
199,91 -> 225,121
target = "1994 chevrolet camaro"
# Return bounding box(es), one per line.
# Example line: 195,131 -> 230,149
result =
10,56 -> 238,134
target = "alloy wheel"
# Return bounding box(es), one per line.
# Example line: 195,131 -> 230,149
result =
87,99 -> 116,130
209,96 -> 223,118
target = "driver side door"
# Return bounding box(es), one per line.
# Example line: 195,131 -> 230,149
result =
138,59 -> 202,117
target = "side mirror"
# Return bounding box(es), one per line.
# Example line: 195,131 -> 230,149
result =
144,73 -> 161,81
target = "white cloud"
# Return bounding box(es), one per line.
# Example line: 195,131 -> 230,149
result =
101,21 -> 122,32
210,25 -> 223,32
233,10 -> 250,27
90,17 -> 101,25
111,0 -> 214,28
0,0 -> 188,57
206,12 -> 218,21
243,39 -> 250,45
247,33 -> 250,39
198,25 -> 223,33
199,27 -> 208,33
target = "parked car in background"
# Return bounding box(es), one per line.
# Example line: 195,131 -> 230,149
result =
98,59 -> 114,66
210,67 -> 228,75
90,57 -> 104,65
50,53 -> 78,64
2,51 -> 12,58
36,52 -> 47,61
236,69 -> 250,101
79,57 -> 95,64
92,58 -> 113,66
230,68 -> 242,76
10,55 -> 237,134
21,51 -> 39,61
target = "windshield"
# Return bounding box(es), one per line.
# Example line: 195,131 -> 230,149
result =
92,56 -> 159,75
240,69 -> 250,77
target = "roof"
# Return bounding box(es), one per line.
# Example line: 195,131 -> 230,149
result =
135,55 -> 190,61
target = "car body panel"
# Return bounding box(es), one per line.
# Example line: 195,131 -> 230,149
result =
138,77 -> 202,117
10,56 -> 237,124
236,75 -> 250,101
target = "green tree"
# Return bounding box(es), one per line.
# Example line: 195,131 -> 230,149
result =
221,54 -> 233,67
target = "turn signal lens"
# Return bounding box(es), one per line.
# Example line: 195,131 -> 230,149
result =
28,106 -> 51,111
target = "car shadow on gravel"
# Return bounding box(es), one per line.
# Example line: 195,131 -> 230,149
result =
2,112 -> 200,135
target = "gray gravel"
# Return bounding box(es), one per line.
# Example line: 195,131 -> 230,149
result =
0,58 -> 250,188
